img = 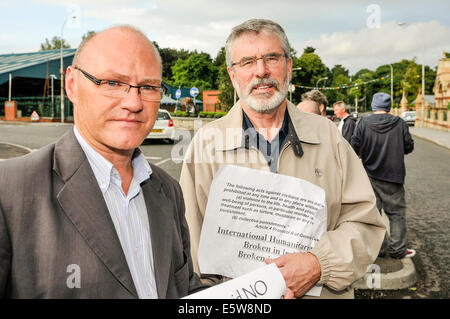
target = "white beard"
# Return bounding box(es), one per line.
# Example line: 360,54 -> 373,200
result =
235,73 -> 289,114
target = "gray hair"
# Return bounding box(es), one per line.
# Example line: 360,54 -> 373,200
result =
301,90 -> 328,108
333,100 -> 347,110
72,25 -> 162,74
225,19 -> 291,68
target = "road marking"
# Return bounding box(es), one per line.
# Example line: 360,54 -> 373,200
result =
0,141 -> 34,153
144,156 -> 162,160
154,158 -> 171,166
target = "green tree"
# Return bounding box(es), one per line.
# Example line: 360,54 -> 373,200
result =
323,65 -> 350,106
39,36 -> 70,51
401,58 -> 421,102
303,46 -> 316,54
331,64 -> 349,81
81,31 -> 96,42
333,73 -> 351,103
214,47 -> 235,111
217,64 -> 234,111
153,42 -> 192,82
171,52 -> 217,92
213,47 -> 226,68
348,78 -> 366,111
291,47 -> 329,104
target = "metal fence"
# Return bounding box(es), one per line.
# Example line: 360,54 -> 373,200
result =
0,96 -> 73,118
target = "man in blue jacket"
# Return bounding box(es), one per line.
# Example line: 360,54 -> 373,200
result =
351,92 -> 415,259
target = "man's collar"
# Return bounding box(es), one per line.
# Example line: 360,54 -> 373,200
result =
212,100 -> 319,153
242,107 -> 289,143
73,126 -> 151,193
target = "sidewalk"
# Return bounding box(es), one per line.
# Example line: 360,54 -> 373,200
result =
409,127 -> 450,150
352,212 -> 417,291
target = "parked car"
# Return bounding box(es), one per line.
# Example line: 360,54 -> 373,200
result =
146,109 -> 176,143
401,111 -> 416,126
326,108 -> 336,121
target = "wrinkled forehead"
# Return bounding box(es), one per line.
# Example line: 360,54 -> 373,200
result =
231,29 -> 283,56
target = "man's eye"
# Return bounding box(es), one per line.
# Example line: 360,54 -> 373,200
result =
265,55 -> 278,62
141,86 -> 158,92
241,59 -> 254,67
106,81 -> 120,87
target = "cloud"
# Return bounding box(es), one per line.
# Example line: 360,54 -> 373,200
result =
4,0 -> 450,72
304,20 -> 450,74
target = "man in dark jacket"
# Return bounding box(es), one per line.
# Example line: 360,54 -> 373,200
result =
351,92 -> 415,259
333,101 -> 357,143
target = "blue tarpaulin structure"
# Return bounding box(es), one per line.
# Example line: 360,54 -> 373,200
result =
0,49 -> 76,85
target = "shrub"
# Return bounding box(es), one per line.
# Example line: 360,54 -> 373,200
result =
172,111 -> 187,117
214,112 -> 227,118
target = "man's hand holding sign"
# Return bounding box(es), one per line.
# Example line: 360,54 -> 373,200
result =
266,252 -> 321,298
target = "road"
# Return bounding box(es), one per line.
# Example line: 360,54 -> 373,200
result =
0,122 -> 188,180
1,123 -> 449,298
398,137 -> 449,298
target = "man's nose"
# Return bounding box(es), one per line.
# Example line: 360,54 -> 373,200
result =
254,58 -> 270,78
121,86 -> 144,112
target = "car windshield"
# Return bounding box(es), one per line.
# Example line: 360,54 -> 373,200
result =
157,111 -> 170,120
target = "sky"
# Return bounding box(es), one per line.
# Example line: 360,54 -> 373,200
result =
1,0 -> 449,74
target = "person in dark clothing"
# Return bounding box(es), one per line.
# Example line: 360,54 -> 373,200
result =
333,101 -> 357,143
351,92 -> 415,259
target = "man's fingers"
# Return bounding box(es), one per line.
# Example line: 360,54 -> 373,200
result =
282,288 -> 295,299
265,255 -> 287,267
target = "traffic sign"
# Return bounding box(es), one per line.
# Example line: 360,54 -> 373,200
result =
30,110 -> 40,121
190,87 -> 199,98
175,89 -> 181,99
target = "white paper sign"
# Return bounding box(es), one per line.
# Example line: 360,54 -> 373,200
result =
183,263 -> 286,299
198,165 -> 327,297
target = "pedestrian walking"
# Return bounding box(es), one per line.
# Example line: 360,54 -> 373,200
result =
351,92 -> 416,259
333,101 -> 356,144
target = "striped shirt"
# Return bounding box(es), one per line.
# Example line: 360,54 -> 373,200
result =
74,126 -> 158,299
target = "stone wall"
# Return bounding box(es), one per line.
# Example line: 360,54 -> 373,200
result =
415,103 -> 449,132
172,117 -> 217,131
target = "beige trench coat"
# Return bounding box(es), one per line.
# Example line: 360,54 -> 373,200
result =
180,100 -> 386,299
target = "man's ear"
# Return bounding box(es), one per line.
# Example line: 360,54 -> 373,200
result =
227,66 -> 237,89
320,104 -> 325,115
65,66 -> 77,104
288,57 -> 293,81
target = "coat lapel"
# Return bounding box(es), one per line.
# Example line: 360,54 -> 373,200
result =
141,176 -> 173,299
53,130 -> 138,298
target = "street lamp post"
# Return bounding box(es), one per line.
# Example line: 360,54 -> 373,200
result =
389,64 -> 394,106
50,74 -> 57,118
289,67 -> 302,101
60,20 -> 67,123
60,14 -> 77,123
421,63 -> 425,128
316,77 -> 328,88
396,21 -> 425,126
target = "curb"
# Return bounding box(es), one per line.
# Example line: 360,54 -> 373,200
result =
410,132 -> 450,150
352,257 -> 417,290
0,141 -> 34,153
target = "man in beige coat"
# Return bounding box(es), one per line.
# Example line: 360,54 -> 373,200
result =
180,19 -> 385,299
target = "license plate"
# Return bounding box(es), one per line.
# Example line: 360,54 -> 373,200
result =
151,129 -> 163,133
